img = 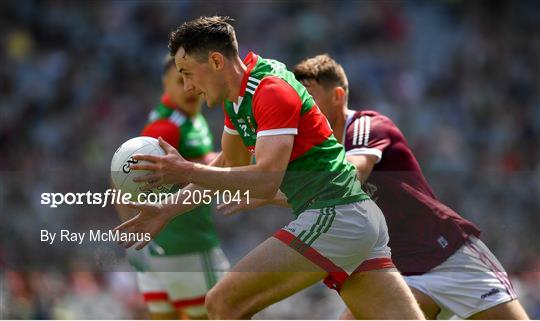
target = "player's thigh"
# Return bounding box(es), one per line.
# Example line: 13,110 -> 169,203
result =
206,236 -> 327,317
339,269 -> 424,320
338,286 -> 438,320
409,287 -> 440,319
468,299 -> 529,320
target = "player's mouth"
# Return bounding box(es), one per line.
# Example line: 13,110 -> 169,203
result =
185,96 -> 198,104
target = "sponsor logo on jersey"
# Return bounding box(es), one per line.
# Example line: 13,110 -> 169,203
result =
437,236 -> 449,248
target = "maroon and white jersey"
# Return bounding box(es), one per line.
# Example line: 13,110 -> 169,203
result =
343,109 -> 481,275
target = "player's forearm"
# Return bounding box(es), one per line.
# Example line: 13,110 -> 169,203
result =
268,190 -> 290,207
160,152 -> 233,219
159,183 -> 211,219
187,162 -> 283,199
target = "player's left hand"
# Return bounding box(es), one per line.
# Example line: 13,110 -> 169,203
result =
113,201 -> 172,250
130,137 -> 192,189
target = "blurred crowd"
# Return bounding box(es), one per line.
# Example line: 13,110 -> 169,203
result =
1,0 -> 539,319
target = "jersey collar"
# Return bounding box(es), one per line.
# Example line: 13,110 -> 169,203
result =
161,93 -> 176,109
237,51 -> 259,99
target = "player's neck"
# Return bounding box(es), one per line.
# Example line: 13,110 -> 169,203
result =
333,106 -> 348,144
226,56 -> 247,103
175,105 -> 200,118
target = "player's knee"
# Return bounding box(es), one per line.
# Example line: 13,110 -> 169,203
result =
204,287 -> 220,318
340,270 -> 424,319
205,285 -> 247,319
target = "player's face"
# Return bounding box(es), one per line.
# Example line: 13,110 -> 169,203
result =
174,48 -> 226,107
301,79 -> 338,124
163,66 -> 202,114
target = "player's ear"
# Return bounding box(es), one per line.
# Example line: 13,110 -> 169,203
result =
333,86 -> 346,105
209,52 -> 225,71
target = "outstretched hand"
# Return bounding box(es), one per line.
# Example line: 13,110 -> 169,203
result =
130,137 -> 193,190
113,201 -> 172,250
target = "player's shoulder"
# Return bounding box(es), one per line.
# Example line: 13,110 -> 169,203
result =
255,75 -> 290,92
346,109 -> 397,131
141,118 -> 181,149
252,76 -> 301,109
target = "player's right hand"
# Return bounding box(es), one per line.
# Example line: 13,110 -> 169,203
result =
113,202 -> 172,250
217,198 -> 269,216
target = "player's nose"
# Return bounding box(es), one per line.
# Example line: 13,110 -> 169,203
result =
183,79 -> 196,92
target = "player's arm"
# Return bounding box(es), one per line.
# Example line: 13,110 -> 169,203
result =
116,77 -> 300,249
188,133 -> 293,198
346,154 -> 378,183
170,77 -> 299,198
115,134 -> 293,250
131,77 -> 299,197
113,119 -> 212,244
217,189 -> 290,216
114,129 -> 270,249
220,130 -> 252,167
160,134 -> 291,218
344,114 -> 392,183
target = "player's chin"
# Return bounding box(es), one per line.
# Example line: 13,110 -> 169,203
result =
206,97 -> 219,108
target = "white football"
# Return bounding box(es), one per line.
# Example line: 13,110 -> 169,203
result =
110,136 -> 174,201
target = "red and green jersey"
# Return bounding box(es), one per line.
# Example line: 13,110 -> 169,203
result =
223,52 -> 369,215
141,95 -> 219,255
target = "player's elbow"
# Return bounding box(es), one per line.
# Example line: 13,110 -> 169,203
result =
257,182 -> 280,199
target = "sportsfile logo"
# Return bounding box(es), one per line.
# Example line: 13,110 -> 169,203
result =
40,189 -> 250,208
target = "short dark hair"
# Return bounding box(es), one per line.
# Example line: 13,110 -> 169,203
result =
168,16 -> 238,62
294,54 -> 349,97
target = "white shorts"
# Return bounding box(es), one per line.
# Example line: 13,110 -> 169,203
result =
136,247 -> 229,316
274,200 -> 394,291
404,236 -> 518,319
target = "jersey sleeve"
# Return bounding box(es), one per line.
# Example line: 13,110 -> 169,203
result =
344,114 -> 391,163
222,105 -> 239,135
141,119 -> 181,149
252,76 -> 301,137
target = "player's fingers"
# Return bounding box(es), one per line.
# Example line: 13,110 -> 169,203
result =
135,239 -> 151,251
216,203 -> 228,210
223,207 -> 242,216
113,218 -> 136,232
132,153 -> 161,163
158,136 -> 177,154
124,201 -> 143,211
133,173 -> 160,183
122,239 -> 139,249
218,203 -> 240,216
128,202 -> 158,213
130,163 -> 159,171
140,181 -> 162,191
